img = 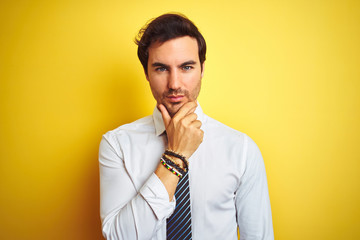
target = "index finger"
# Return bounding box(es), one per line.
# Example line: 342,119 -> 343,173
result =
173,101 -> 197,119
158,104 -> 171,128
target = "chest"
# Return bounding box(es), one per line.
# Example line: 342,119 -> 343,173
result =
188,143 -> 241,212
123,132 -> 243,207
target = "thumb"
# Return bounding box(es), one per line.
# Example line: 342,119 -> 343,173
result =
158,104 -> 171,128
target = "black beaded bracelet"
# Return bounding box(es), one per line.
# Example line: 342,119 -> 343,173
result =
162,155 -> 186,176
165,149 -> 189,170
163,153 -> 188,172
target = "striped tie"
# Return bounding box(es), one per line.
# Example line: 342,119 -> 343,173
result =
166,172 -> 192,239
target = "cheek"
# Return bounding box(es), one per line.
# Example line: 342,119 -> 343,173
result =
149,79 -> 165,96
187,74 -> 202,90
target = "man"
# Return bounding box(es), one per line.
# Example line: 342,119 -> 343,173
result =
99,13 -> 274,240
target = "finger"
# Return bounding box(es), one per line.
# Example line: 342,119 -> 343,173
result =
158,104 -> 171,128
200,129 -> 204,142
190,120 -> 202,129
174,101 -> 197,119
180,112 -> 197,124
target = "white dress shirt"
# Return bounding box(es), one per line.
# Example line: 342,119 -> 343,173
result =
99,104 -> 274,240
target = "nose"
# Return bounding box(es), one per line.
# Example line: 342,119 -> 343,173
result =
167,69 -> 181,90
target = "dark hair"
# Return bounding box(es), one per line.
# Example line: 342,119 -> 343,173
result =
135,13 -> 206,75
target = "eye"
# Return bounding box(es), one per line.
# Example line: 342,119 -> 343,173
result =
155,67 -> 167,72
182,66 -> 193,71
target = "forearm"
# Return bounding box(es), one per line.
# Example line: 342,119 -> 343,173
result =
102,192 -> 157,239
101,171 -> 175,240
99,136 -> 175,239
154,162 -> 179,200
154,151 -> 188,200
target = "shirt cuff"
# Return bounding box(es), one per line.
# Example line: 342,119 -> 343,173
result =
140,173 -> 176,221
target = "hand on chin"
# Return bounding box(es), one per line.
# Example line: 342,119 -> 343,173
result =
165,101 -> 186,117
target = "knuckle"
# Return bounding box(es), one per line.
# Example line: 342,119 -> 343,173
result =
199,132 -> 204,142
193,120 -> 201,128
173,115 -> 179,122
187,112 -> 196,118
180,118 -> 187,126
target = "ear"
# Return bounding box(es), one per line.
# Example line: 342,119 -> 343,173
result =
201,62 -> 205,78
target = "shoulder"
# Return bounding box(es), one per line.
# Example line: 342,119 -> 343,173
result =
205,115 -> 246,142
100,115 -> 154,151
204,115 -> 260,153
104,115 -> 154,138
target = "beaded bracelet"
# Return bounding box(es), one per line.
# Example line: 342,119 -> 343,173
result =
162,154 -> 187,172
160,158 -> 182,178
165,149 -> 189,170
161,158 -> 183,177
162,155 -> 186,175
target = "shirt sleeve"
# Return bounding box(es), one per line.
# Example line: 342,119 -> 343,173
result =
99,133 -> 175,240
235,135 -> 274,240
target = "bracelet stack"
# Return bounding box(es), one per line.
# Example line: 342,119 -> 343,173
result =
165,149 -> 189,170
162,155 -> 186,176
160,149 -> 189,178
160,158 -> 182,178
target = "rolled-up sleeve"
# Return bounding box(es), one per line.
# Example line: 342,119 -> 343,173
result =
99,133 -> 175,240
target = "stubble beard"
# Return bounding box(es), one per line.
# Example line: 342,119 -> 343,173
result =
162,89 -> 190,117
161,82 -> 201,117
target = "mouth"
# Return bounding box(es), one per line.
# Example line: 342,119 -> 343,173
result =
166,95 -> 184,103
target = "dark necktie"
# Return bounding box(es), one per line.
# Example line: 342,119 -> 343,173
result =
166,172 -> 192,239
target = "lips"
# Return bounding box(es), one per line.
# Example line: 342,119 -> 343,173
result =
166,95 -> 184,103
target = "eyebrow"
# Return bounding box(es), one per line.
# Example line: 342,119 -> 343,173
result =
151,60 -> 197,69
151,62 -> 170,68
179,60 -> 197,68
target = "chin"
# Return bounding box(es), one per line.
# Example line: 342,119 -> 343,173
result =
166,102 -> 185,116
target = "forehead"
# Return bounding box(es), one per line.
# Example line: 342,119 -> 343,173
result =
148,36 -> 199,64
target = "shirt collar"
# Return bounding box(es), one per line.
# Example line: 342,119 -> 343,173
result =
153,102 -> 206,136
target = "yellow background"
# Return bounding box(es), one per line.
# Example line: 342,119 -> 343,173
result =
1,0 -> 359,239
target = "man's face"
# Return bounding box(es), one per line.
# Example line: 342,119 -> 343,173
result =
146,36 -> 204,117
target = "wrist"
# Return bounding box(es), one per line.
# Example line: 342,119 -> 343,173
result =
164,149 -> 189,170
159,158 -> 183,178
165,155 -> 184,168
167,147 -> 189,160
